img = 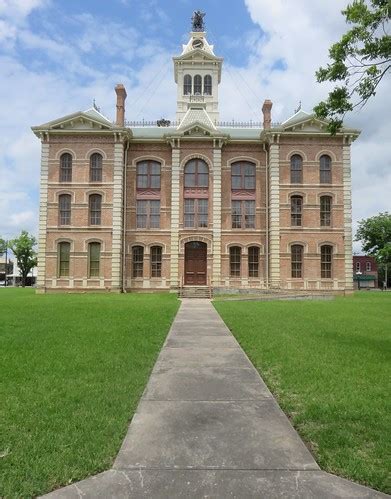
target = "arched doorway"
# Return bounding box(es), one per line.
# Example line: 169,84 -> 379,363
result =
185,241 -> 207,285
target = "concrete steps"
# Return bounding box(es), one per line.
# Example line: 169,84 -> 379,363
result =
179,286 -> 212,299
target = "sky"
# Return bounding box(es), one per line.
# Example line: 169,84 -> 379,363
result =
0,0 -> 390,252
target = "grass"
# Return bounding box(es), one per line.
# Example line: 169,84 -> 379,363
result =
214,293 -> 391,494
0,288 -> 179,498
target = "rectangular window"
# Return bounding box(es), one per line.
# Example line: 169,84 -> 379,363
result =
232,200 -> 255,229
58,242 -> 70,277
231,162 -> 255,190
151,246 -> 162,278
230,247 -> 241,277
88,242 -> 100,277
320,196 -> 331,226
232,200 -> 242,228
137,161 -> 161,189
291,196 -> 302,226
321,246 -> 332,278
136,200 -> 160,229
59,195 -> 71,225
89,195 -> 102,225
132,246 -> 144,277
248,246 -> 259,277
291,245 -> 303,278
184,199 -> 208,228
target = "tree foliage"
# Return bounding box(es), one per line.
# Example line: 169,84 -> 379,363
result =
0,236 -> 6,256
9,231 -> 38,287
314,0 -> 391,133
355,212 -> 391,285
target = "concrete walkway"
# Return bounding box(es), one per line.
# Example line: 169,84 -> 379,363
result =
44,299 -> 387,498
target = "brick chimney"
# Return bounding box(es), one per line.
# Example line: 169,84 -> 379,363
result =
262,99 -> 273,129
115,84 -> 127,126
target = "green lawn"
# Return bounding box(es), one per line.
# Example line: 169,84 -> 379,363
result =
214,293 -> 391,494
0,289 -> 179,498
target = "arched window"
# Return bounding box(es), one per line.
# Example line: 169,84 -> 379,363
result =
230,247 -> 241,277
366,261 -> 371,272
151,246 -> 162,278
321,245 -> 333,278
291,245 -> 303,278
88,242 -> 101,277
231,161 -> 255,190
204,75 -> 212,95
137,160 -> 161,189
248,246 -> 259,277
58,194 -> 71,225
60,153 -> 72,182
90,153 -> 102,182
194,74 -> 202,94
356,261 -> 361,272
58,242 -> 70,277
291,195 -> 303,226
132,246 -> 144,277
184,159 -> 208,187
290,155 -> 302,183
320,155 -> 332,184
89,194 -> 102,225
320,195 -> 332,226
184,74 -> 192,95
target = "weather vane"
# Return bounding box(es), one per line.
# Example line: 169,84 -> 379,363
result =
191,10 -> 206,32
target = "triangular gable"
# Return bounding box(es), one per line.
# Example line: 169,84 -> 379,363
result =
32,108 -> 114,134
281,110 -> 330,132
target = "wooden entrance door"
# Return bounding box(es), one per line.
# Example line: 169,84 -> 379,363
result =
185,241 -> 207,285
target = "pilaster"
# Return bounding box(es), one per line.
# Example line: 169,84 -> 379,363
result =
212,146 -> 222,286
36,141 -> 49,291
111,140 -> 124,291
343,140 -> 353,290
269,140 -> 280,287
170,146 -> 181,288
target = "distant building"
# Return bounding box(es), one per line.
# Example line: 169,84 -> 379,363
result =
32,16 -> 360,294
0,256 -> 13,285
353,255 -> 378,289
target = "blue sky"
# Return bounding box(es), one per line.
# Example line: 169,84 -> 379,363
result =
0,0 -> 390,251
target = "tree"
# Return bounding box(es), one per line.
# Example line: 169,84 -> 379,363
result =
0,237 -> 6,256
9,231 -> 38,288
355,212 -> 391,287
314,0 -> 391,134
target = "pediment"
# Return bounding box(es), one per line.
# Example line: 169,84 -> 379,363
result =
175,50 -> 222,63
283,117 -> 329,132
180,122 -> 216,137
32,108 -> 114,135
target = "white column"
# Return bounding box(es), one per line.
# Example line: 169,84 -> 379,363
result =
269,140 -> 280,287
111,140 -> 124,292
170,146 -> 181,289
212,145 -> 222,286
343,140 -> 353,291
36,141 -> 49,292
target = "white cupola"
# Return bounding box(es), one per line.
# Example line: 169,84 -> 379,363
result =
173,19 -> 223,124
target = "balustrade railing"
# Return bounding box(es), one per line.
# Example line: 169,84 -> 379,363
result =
123,119 -> 281,128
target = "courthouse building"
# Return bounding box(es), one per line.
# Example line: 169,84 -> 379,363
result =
32,18 -> 360,294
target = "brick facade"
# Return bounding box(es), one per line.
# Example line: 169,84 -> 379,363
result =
32,29 -> 360,294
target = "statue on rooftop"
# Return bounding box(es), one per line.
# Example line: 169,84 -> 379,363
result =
191,10 -> 205,32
